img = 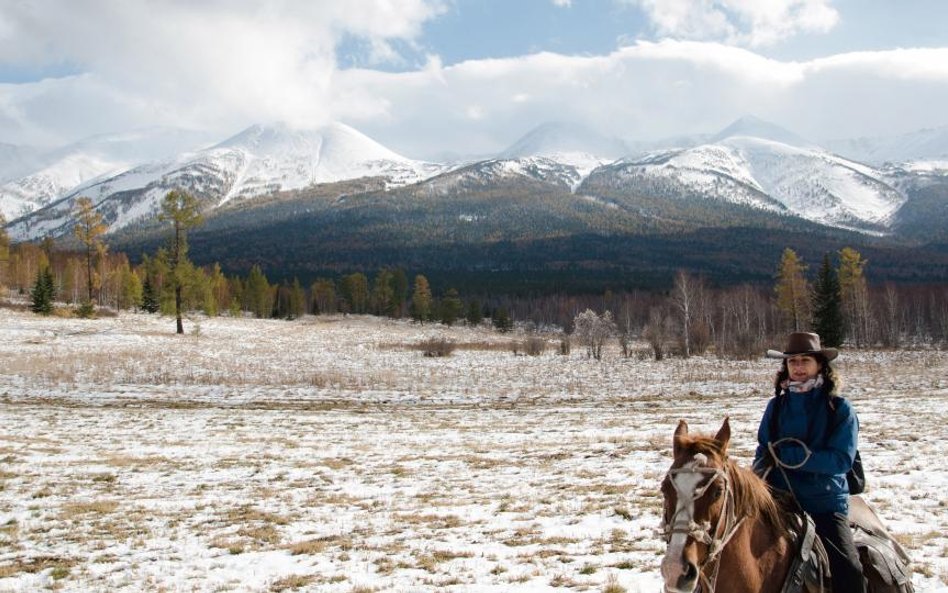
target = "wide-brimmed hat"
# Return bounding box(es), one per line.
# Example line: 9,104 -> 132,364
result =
766,331 -> 838,361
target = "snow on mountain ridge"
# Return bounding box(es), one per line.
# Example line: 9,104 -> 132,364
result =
6,122 -> 447,240
711,115 -> 816,149
825,125 -> 948,166
0,127 -> 215,222
599,135 -> 907,232
722,136 -> 904,228
502,122 -> 626,159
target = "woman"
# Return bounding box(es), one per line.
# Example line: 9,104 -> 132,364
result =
753,331 -> 865,593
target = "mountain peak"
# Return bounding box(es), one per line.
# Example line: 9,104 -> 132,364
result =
213,121 -> 412,164
500,121 -> 627,160
712,115 -> 814,148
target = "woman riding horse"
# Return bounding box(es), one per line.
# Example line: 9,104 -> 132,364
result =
754,332 -> 864,593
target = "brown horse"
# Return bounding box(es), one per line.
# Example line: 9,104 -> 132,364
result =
660,417 -> 801,593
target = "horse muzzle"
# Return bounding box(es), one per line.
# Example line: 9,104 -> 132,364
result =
661,555 -> 700,593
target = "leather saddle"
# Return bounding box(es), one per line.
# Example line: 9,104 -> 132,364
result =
781,496 -> 914,593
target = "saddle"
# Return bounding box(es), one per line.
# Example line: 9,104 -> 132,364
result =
780,496 -> 914,593
848,496 -> 914,593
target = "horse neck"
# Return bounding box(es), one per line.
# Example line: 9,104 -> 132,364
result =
713,462 -> 795,593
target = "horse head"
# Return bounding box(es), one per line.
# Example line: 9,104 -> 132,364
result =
660,417 -> 733,593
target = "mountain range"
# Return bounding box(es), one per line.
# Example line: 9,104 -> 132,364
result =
3,116 -> 948,288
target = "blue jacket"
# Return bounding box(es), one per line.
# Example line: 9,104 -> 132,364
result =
752,387 -> 858,515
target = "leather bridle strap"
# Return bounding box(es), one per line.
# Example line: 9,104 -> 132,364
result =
663,465 -> 746,593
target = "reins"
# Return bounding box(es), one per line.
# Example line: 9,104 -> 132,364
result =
662,461 -> 746,593
766,437 -> 813,513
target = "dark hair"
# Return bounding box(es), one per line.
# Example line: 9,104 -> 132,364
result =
772,352 -> 839,399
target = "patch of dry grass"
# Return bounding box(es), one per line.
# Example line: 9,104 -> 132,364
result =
0,555 -> 78,578
270,573 -> 317,591
60,500 -> 120,517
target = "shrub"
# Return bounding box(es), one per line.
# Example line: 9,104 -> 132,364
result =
75,301 -> 96,319
559,337 -> 571,356
523,336 -> 546,356
420,337 -> 456,357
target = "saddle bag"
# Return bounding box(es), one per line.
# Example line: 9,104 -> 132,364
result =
852,525 -> 914,593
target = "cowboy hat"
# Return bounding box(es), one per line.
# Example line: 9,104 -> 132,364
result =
766,331 -> 838,361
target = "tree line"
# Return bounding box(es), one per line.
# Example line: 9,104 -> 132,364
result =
1,192 -> 511,332
2,193 -> 946,352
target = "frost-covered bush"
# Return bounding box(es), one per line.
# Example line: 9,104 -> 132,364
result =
573,309 -> 616,361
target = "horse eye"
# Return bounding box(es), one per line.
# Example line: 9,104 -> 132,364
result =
708,485 -> 723,500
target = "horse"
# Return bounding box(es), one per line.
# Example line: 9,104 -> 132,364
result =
659,417 -> 803,593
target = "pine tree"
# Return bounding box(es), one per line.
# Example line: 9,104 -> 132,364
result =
774,248 -> 811,331
466,300 -> 483,326
390,268 -> 409,318
492,307 -> 513,333
410,275 -> 432,323
371,269 -> 395,317
439,288 -> 463,326
142,273 -> 160,313
159,190 -> 203,333
812,253 -> 845,347
340,273 -> 369,314
30,267 -> 55,315
245,265 -> 272,318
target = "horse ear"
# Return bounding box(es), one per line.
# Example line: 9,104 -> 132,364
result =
673,420 -> 689,455
715,417 -> 731,453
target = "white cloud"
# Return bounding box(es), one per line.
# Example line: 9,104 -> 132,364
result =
337,41 -> 948,159
625,0 -> 839,47
551,0 -> 573,7
0,0 -> 445,143
1,3 -> 946,162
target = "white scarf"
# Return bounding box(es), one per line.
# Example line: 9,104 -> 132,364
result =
782,375 -> 824,393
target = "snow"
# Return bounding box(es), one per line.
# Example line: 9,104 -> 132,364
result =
711,115 -> 816,149
893,160 -> 948,174
0,152 -> 124,221
0,128 -> 214,224
0,309 -> 945,592
428,157 -> 585,193
4,121 -> 947,241
825,126 -> 948,166
6,123 -> 447,240
612,136 -> 909,231
722,137 -> 906,227
500,122 -> 627,162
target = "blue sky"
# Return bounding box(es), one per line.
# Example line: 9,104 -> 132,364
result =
1,0 -> 948,158
338,0 -> 948,69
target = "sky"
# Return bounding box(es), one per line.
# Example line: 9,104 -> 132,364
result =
1,0 -> 948,160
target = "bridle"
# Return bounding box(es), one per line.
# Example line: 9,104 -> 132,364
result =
662,457 -> 746,593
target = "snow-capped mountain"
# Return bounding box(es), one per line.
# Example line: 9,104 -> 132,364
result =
423,157 -> 586,195
7,122 -> 444,241
4,117 -> 947,244
825,125 -> 948,166
710,115 -> 816,149
419,122 -> 629,194
583,119 -> 907,233
0,127 -> 215,222
500,121 -> 628,173
209,122 -> 442,201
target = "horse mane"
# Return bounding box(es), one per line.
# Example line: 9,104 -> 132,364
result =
677,434 -> 793,536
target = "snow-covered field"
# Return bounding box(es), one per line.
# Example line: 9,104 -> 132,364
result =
0,309 -> 946,592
